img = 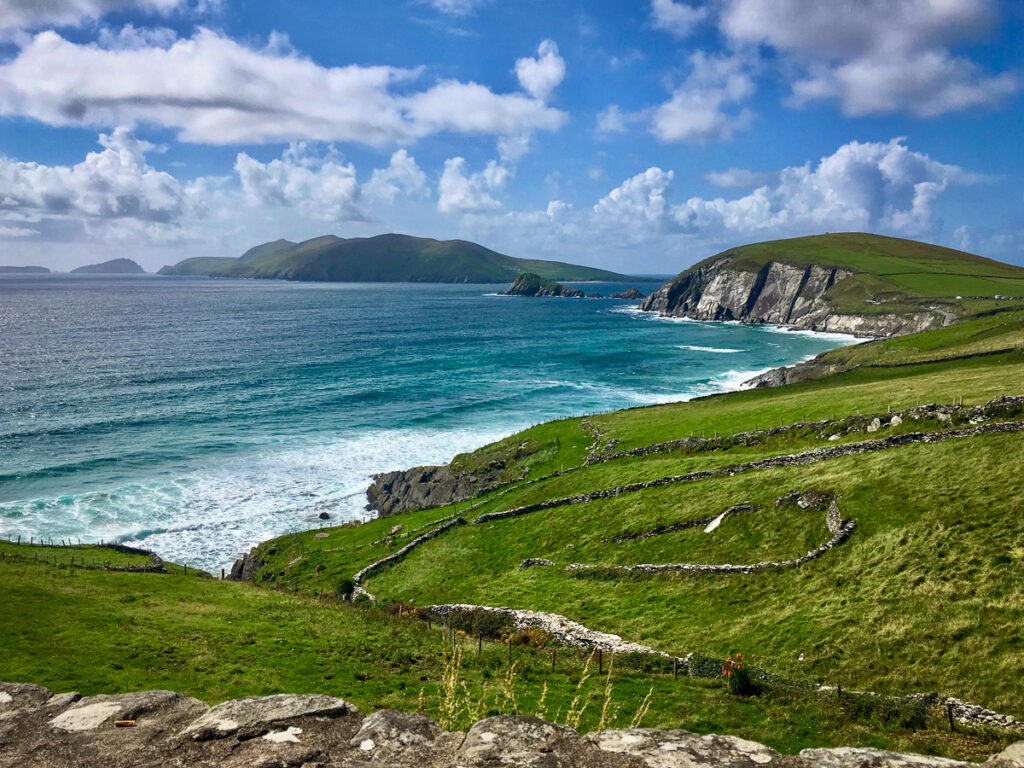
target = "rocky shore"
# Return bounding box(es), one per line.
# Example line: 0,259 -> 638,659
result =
3,681 -> 1021,768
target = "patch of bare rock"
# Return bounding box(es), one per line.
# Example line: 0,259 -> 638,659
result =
3,681 -> 1022,768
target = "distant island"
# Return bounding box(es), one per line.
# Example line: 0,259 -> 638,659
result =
158,233 -> 642,283
0,266 -> 49,274
71,258 -> 146,275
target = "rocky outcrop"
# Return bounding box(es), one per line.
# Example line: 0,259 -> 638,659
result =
5,681 -> 1019,767
499,272 -> 585,297
640,256 -> 943,337
610,287 -> 645,299
228,548 -> 265,581
367,462 -> 507,518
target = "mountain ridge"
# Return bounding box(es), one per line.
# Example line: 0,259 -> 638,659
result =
159,233 -> 642,283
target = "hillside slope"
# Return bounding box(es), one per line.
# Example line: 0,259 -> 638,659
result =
159,233 -> 638,283
249,309 -> 1024,725
641,233 -> 1024,337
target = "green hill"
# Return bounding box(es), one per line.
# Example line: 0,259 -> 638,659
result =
641,232 -> 1024,337
70,258 -> 146,275
159,233 -> 639,283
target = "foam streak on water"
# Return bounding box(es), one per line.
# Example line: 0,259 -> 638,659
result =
0,277 -> 859,571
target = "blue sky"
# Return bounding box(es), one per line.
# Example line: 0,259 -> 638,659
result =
0,0 -> 1021,273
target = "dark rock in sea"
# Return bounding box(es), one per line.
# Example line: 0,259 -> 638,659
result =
609,287 -> 645,299
587,292 -> 603,298
498,272 -> 584,298
318,512 -> 331,520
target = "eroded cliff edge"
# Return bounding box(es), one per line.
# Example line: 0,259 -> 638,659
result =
640,256 -> 943,338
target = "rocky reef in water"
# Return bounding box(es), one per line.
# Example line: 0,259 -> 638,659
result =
499,273 -> 584,297
3,681 -> 1022,768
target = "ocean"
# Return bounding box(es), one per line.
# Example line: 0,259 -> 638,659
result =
0,275 -> 859,572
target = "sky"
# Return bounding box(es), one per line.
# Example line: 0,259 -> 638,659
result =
0,0 -> 1021,274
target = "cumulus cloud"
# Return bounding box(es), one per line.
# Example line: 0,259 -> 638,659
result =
593,167 -> 676,231
674,138 -> 983,236
437,157 -> 510,214
514,40 -> 565,102
0,126 -> 185,225
0,0 -> 184,30
364,149 -> 429,203
652,52 -> 755,142
719,0 -> 1016,116
650,0 -> 707,38
234,144 -> 366,222
0,28 -> 568,147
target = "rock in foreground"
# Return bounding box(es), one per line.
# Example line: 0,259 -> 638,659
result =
2,681 -> 1022,768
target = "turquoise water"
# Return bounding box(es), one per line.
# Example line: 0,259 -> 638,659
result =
0,275 -> 858,571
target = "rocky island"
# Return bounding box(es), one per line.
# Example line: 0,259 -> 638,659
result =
498,272 -> 584,297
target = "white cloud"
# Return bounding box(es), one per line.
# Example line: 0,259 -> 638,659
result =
704,167 -> 779,189
652,52 -> 755,142
427,0 -> 485,15
0,126 -> 185,224
0,0 -> 185,30
514,39 -> 565,102
594,167 -> 676,230
0,224 -> 38,237
674,138 -> 982,236
497,133 -> 531,164
719,0 -> 1016,116
650,0 -> 707,38
0,28 -> 568,147
234,144 -> 366,222
437,157 -> 509,214
596,105 -> 629,134
364,149 -> 429,203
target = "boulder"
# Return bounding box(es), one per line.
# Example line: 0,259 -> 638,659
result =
799,747 -> 974,767
350,708 -> 449,764
460,715 -> 578,766
588,728 -> 800,767
183,693 -> 359,741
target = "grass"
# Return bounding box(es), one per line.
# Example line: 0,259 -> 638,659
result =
0,551 -> 1016,760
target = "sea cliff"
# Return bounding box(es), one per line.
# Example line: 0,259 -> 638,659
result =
640,258 -> 941,338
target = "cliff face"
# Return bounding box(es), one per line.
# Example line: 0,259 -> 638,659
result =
640,257 -> 941,338
366,462 -> 511,517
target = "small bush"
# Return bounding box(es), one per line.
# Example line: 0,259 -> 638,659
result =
337,577 -> 355,599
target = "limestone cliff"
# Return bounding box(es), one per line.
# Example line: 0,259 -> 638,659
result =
640,256 -> 942,338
